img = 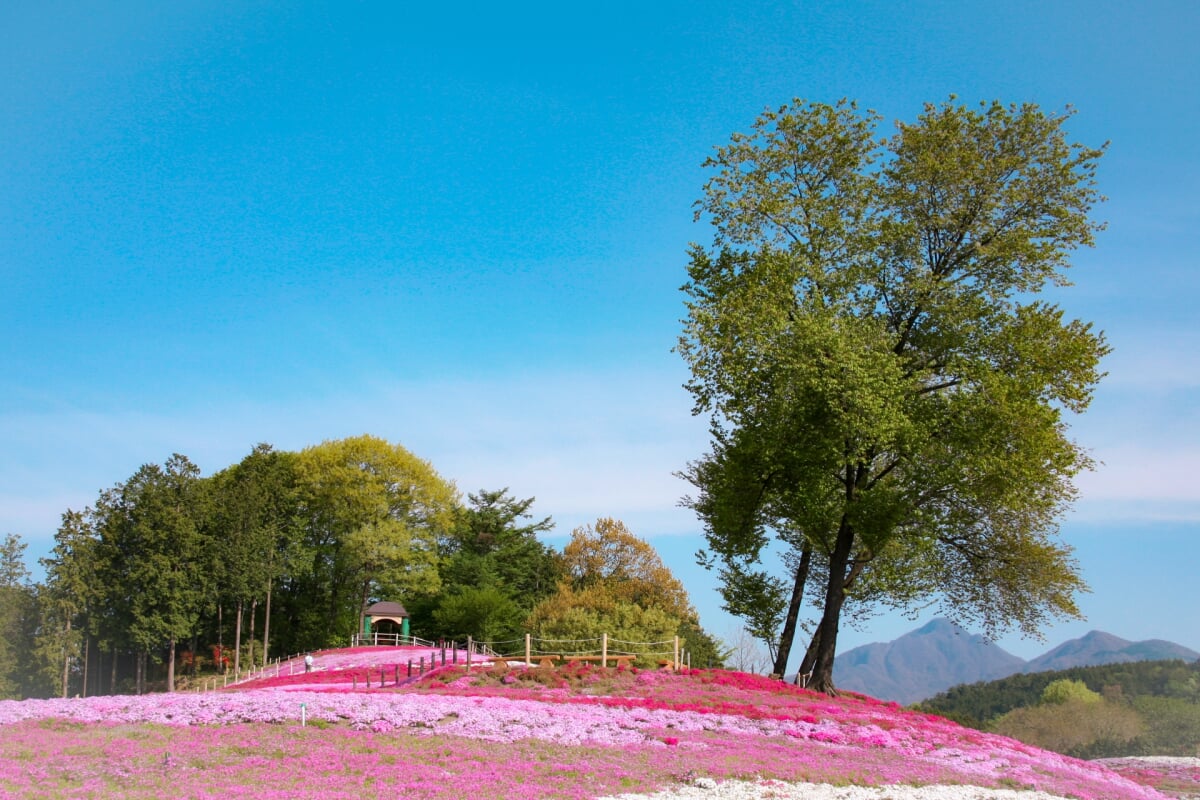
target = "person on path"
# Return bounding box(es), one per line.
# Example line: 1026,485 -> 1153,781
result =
304,654 -> 314,673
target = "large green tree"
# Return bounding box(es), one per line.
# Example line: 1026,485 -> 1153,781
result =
209,444 -> 304,674
38,511 -> 101,697
292,435 -> 457,648
83,455 -> 210,693
679,99 -> 1108,693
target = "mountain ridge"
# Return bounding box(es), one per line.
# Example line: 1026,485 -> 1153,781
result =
830,619 -> 1199,704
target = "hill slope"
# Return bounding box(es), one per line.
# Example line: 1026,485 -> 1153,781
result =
833,620 -> 1199,703
0,646 -> 1179,799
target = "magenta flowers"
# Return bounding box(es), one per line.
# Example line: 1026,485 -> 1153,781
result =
0,647 -> 1183,800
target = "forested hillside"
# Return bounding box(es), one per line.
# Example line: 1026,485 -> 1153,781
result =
0,435 -> 723,700
914,659 -> 1200,757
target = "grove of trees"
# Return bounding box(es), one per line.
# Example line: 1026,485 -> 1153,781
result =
680,98 -> 1109,692
0,435 -> 723,699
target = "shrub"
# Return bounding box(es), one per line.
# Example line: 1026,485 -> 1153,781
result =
992,697 -> 1143,757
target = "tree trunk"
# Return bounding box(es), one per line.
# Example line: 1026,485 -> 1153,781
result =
60,617 -> 72,698
190,631 -> 199,677
167,638 -> 176,692
795,545 -> 870,688
796,626 -> 821,686
217,602 -> 224,671
807,514 -> 856,695
234,601 -> 243,678
81,633 -> 89,698
247,598 -> 257,670
110,649 -> 117,695
262,578 -> 272,665
771,545 -> 812,678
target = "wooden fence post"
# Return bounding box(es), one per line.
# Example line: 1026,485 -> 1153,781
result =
602,633 -> 608,668
525,634 -> 531,667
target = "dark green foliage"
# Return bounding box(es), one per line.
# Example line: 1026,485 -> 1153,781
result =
445,488 -> 559,601
88,455 -> 210,692
208,445 -> 306,664
416,488 -> 560,642
0,534 -> 41,698
432,586 -> 523,642
677,618 -> 730,670
36,511 -> 101,698
1127,695 -> 1200,756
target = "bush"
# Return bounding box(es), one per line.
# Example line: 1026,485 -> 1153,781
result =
991,697 -> 1143,757
525,587 -> 682,667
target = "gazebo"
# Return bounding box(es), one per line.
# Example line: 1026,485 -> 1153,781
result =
362,600 -> 410,643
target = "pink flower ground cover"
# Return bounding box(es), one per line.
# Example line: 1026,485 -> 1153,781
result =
230,646 -> 457,691
0,651 -> 1181,800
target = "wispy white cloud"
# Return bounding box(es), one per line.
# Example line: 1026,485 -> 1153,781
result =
1076,445 -> 1200,500
1095,327 -> 1200,392
1056,325 -> 1200,522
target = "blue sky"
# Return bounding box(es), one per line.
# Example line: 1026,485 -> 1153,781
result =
3,1 -> 1198,664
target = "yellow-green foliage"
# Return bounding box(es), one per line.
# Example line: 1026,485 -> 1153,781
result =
525,586 -> 681,667
1040,678 -> 1102,706
992,697 -> 1143,756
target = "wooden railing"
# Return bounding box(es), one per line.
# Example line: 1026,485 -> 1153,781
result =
349,632 -> 437,648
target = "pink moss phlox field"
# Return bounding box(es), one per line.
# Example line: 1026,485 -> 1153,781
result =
0,658 -> 1175,800
0,721 -> 662,800
234,645 -> 457,690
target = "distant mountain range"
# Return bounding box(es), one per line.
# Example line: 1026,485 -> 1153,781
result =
830,618 -> 1199,704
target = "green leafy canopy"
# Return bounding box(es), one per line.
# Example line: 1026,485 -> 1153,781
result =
680,98 -> 1109,691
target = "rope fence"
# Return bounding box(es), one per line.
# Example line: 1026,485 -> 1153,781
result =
199,632 -> 693,692
483,633 -> 691,670
347,632 -> 693,670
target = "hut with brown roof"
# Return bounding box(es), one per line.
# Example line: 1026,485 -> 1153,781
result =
361,600 -> 410,644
